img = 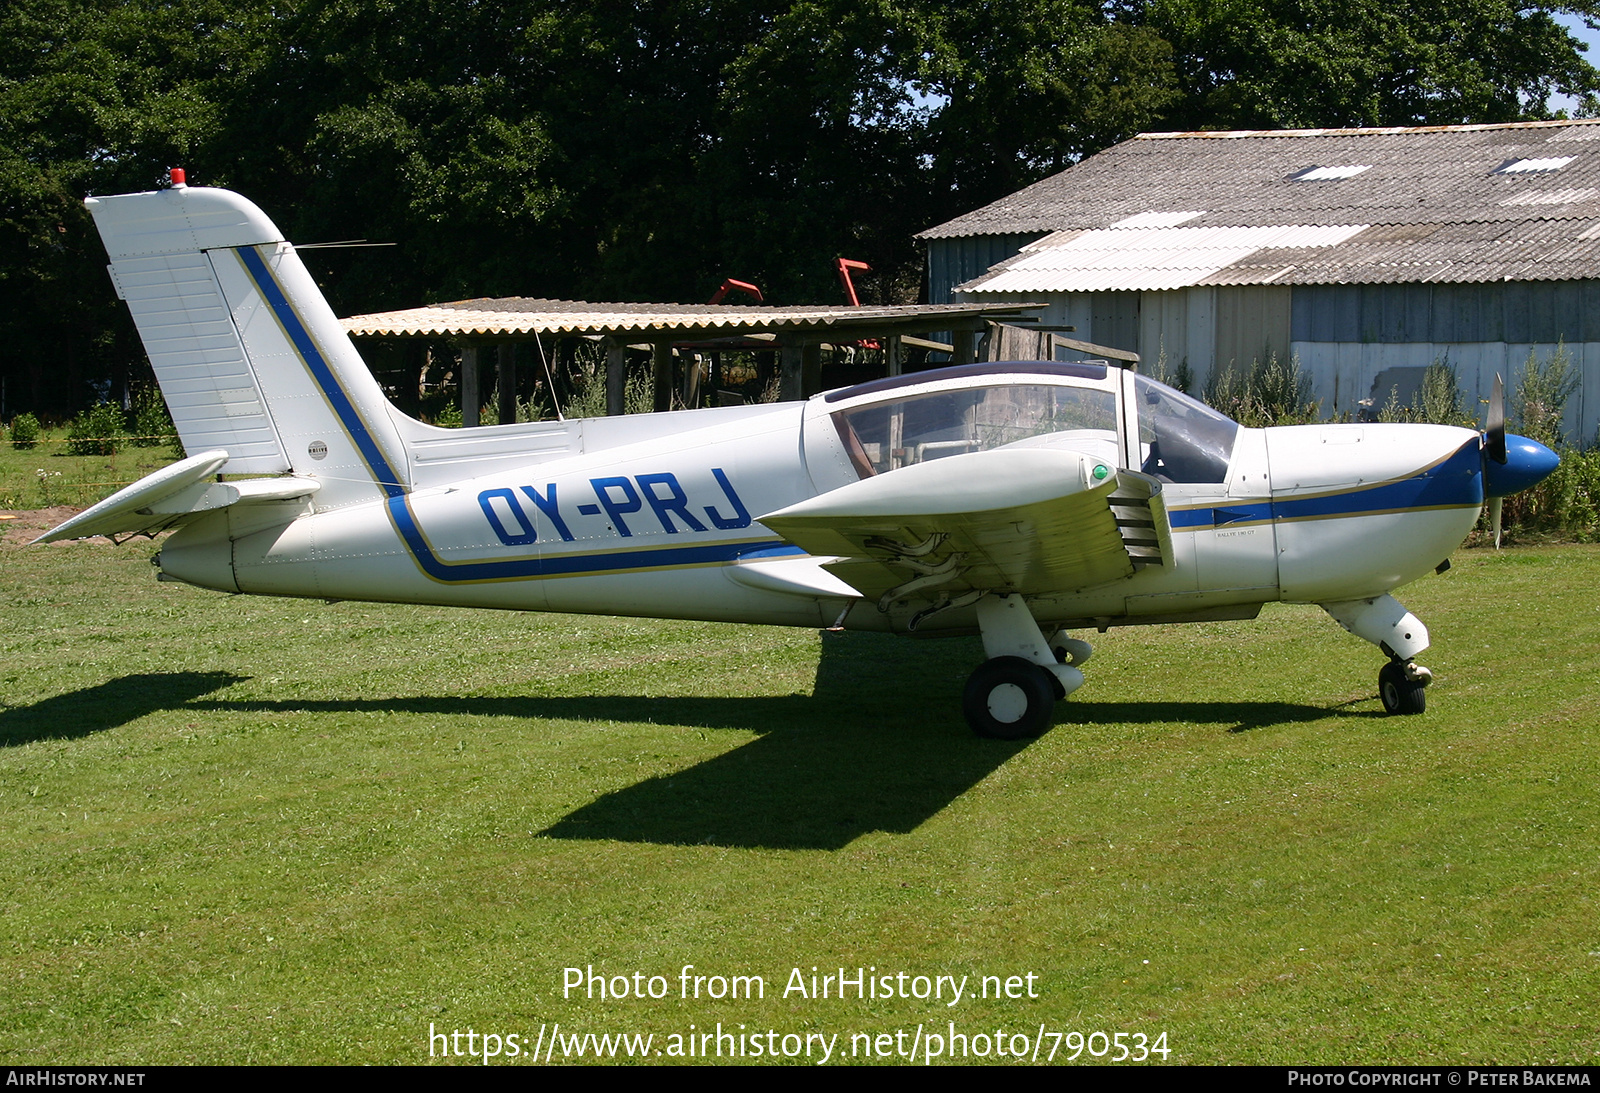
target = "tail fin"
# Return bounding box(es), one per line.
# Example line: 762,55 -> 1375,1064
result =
87,183 -> 407,507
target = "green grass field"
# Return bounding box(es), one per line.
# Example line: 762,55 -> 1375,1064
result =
1,527 -> 1597,1065
0,427 -> 176,510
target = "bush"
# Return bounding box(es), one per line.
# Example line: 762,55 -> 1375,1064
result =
1496,344 -> 1592,542
1375,358 -> 1477,427
1203,352 -> 1319,427
65,402 -> 128,456
1511,342 -> 1579,448
131,387 -> 176,448
10,412 -> 40,450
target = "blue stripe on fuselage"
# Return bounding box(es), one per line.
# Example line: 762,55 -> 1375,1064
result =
236,245 -> 801,584
1169,438 -> 1483,530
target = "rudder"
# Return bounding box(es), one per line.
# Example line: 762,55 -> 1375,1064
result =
88,182 -> 408,508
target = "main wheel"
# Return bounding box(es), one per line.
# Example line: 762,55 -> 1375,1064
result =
963,656 -> 1058,739
1379,660 -> 1426,715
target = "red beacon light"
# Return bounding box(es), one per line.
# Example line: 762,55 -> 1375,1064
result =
168,168 -> 187,188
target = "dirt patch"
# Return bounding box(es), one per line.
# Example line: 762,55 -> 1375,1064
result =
0,506 -> 88,547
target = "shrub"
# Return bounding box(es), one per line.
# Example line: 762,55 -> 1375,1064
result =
10,412 -> 40,450
1511,342 -> 1578,448
131,387 -> 177,448
1495,344 -> 1591,542
1416,358 -> 1475,428
1375,359 -> 1476,427
1203,352 -> 1319,427
65,402 -> 128,456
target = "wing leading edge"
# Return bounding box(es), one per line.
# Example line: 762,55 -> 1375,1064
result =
760,447 -> 1169,621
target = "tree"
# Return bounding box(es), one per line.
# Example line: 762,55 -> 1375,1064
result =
0,0 -> 270,415
1138,0 -> 1600,130
6,0 -> 1600,420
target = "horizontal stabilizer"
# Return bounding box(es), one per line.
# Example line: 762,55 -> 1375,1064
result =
35,449 -> 320,544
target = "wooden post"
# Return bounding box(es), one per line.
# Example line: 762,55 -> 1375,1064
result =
497,342 -> 517,425
461,344 -> 481,427
801,342 -> 823,398
887,334 -> 903,378
682,353 -> 702,409
779,340 -> 805,402
951,327 -> 975,366
605,337 -> 626,416
652,341 -> 673,412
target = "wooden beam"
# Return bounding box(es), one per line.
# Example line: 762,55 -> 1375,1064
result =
779,341 -> 805,402
801,342 -> 822,398
497,342 -> 517,425
461,344 -> 481,427
605,337 -> 626,416
652,341 -> 673,412
951,328 -> 975,366
1052,335 -> 1139,364
682,352 -> 702,409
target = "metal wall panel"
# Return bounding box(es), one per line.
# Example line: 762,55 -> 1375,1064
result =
1293,338 -> 1598,438
927,234 -> 1044,303
1293,281 -> 1600,343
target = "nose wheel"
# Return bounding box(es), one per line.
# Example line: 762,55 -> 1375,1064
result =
1378,658 -> 1430,715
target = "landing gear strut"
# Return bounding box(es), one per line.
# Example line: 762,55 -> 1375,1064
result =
1321,593 -> 1434,717
963,595 -> 1086,739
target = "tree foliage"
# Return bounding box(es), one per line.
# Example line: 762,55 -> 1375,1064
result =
4,0 -> 1600,415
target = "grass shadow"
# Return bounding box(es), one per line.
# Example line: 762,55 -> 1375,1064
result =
0,671 -> 244,746
1062,699 -> 1384,734
17,639 -> 1374,847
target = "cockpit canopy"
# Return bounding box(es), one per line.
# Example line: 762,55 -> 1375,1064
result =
825,362 -> 1239,484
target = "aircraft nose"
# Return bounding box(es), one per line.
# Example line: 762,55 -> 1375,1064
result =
1484,433 -> 1560,497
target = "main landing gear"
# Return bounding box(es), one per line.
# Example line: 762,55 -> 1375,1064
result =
963,595 -> 1086,739
1320,593 -> 1434,717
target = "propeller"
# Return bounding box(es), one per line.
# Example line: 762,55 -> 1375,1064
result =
1485,373 -> 1507,465
1485,373 -> 1506,548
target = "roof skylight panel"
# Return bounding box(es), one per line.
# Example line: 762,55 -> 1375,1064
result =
1288,165 -> 1371,181
1492,156 -> 1576,174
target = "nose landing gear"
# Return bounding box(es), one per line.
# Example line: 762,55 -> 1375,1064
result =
1378,657 -> 1432,716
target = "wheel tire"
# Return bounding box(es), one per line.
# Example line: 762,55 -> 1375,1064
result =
963,657 -> 1058,740
1379,661 -> 1426,715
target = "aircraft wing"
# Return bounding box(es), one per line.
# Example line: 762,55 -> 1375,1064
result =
35,449 -> 320,544
759,447 -> 1168,610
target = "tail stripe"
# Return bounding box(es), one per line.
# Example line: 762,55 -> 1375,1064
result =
235,245 -> 407,495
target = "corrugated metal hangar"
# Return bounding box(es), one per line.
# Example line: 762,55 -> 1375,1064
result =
921,118 -> 1600,435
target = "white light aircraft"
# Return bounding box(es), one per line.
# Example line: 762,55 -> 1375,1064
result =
42,182 -> 1560,738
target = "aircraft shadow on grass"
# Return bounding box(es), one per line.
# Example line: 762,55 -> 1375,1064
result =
12,636 -> 1372,849
0,671 -> 243,747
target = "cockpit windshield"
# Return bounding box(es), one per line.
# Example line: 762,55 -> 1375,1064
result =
832,382 -> 1119,477
1133,374 -> 1238,483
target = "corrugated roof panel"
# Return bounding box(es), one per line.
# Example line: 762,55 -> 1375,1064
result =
1493,156 -> 1576,174
1108,211 -> 1205,228
340,299 -> 1043,338
924,119 -> 1600,287
1290,165 -> 1371,180
959,223 -> 1368,293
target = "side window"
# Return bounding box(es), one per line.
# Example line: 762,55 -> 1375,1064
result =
832,383 -> 1119,477
1133,375 -> 1239,483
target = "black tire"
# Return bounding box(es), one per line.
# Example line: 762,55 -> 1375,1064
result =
1379,660 -> 1426,715
963,656 -> 1058,739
